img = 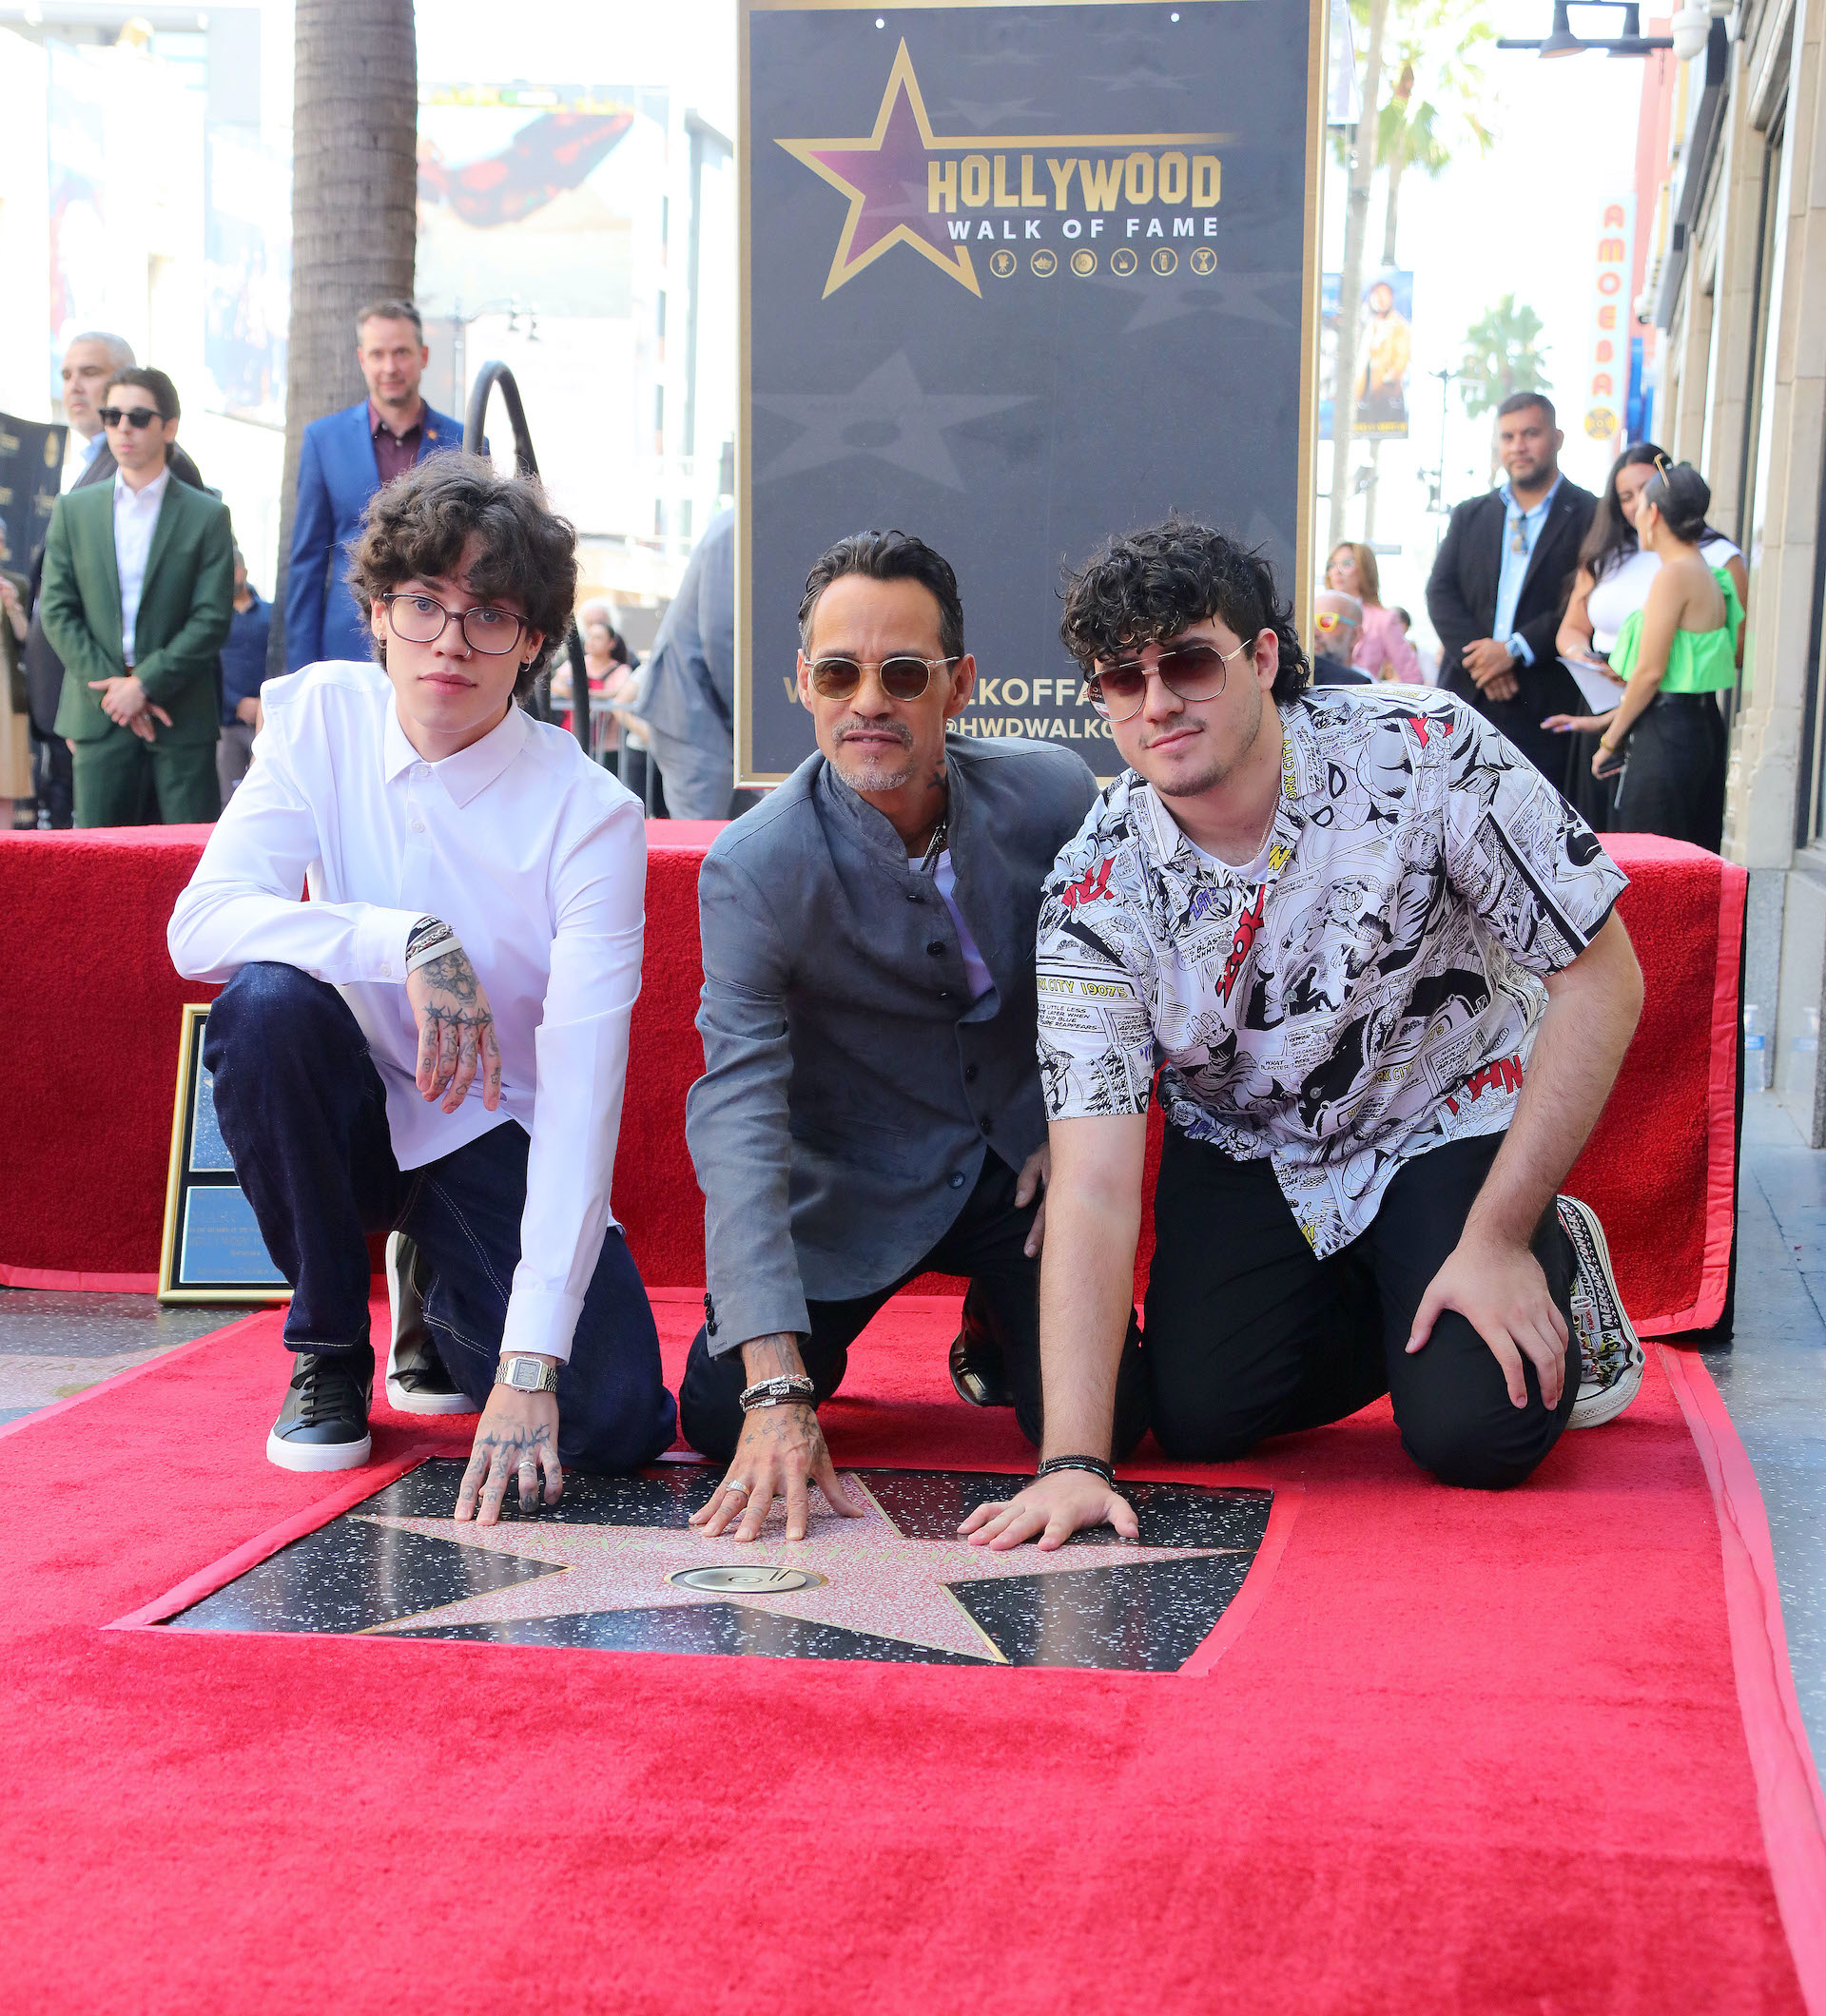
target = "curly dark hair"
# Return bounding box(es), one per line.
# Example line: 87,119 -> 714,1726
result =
345,456 -> 578,698
1059,517 -> 1309,703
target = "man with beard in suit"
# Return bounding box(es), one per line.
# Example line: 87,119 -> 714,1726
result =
1426,394 -> 1596,783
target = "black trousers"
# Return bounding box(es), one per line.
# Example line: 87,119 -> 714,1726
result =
1145,1126 -> 1576,1489
1615,691 -> 1726,851
678,1153 -> 1149,1462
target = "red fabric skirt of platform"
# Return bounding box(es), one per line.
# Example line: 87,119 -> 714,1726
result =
0,826 -> 1743,1336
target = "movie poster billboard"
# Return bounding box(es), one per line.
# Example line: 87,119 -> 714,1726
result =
415,84 -> 668,320
738,0 -> 1327,785
204,129 -> 291,426
1319,268 -> 1412,440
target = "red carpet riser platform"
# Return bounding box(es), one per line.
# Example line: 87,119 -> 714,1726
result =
1,823 -> 1823,2012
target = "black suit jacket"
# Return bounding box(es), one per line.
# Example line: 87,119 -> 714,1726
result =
23,438 -> 207,736
1425,477 -> 1596,779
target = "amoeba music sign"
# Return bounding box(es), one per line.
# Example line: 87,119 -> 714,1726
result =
737,0 -> 1327,785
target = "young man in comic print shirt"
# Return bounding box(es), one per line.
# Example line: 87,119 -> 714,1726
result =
964,520 -> 1646,1553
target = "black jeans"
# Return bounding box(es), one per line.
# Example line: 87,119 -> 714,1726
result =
1615,691 -> 1726,850
1144,1126 -> 1576,1489
678,1153 -> 1149,1462
204,962 -> 677,1469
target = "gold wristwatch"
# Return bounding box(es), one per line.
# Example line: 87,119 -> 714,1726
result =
495,1354 -> 559,1394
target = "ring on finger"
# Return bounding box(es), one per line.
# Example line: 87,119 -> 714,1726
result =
725,1479 -> 751,1498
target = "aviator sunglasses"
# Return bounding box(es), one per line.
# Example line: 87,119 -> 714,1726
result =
98,405 -> 163,430
807,652 -> 960,701
1083,637 -> 1252,723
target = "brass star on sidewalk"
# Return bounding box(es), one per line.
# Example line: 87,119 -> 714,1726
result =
358,1476 -> 1237,1664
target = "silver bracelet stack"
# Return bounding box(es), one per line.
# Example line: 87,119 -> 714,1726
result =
405,918 -> 460,975
739,1374 -> 817,1413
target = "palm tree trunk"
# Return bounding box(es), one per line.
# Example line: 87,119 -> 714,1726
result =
267,0 -> 418,671
1326,0 -> 1391,556
1380,146 -> 1407,268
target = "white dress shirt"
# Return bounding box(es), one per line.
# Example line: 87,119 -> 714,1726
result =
113,466 -> 170,668
168,660 -> 648,1364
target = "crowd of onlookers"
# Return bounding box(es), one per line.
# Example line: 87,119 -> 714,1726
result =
2,301 -> 755,834
1,333 -> 1738,855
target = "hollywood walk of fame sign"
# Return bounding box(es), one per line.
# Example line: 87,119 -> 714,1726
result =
737,0 -> 1327,785
162,1460 -> 1274,1672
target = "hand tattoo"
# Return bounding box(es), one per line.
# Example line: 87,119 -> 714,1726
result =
417,945 -> 494,1042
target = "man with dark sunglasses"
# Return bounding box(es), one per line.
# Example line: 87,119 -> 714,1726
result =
37,366 -> 233,825
168,456 -> 676,1510
680,529 -> 1143,1541
962,518 -> 1647,1555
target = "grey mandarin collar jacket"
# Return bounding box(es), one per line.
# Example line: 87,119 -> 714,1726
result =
686,731 -> 1100,1354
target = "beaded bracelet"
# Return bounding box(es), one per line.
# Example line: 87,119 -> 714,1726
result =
1036,1453 -> 1116,1488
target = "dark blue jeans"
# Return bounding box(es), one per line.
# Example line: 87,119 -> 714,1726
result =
204,962 -> 677,1469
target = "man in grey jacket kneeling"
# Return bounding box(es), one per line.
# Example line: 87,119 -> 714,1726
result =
682,530 -> 1145,1541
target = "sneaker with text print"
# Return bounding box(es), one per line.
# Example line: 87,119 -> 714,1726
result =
1558,1194 -> 1644,1429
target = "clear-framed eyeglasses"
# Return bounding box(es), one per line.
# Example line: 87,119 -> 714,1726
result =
381,591 -> 528,657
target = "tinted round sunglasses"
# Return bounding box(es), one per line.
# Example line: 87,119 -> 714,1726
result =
1083,638 -> 1251,722
806,653 -> 961,701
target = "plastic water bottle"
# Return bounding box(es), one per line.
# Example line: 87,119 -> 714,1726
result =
1744,1004 -> 1764,1056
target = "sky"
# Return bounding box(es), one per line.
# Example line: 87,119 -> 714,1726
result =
1325,0 -> 1650,629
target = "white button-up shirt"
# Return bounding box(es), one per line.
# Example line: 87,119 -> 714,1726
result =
168,661 -> 647,1363
113,465 -> 170,668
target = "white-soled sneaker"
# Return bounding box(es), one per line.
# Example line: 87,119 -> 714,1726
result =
266,1346 -> 374,1471
384,1231 -> 473,1415
1558,1194 -> 1645,1429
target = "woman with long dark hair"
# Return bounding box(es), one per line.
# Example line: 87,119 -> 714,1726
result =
1586,461 -> 1741,849
1547,442 -> 1746,826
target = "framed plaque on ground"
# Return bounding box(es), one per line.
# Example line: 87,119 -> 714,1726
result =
158,1003 -> 289,1304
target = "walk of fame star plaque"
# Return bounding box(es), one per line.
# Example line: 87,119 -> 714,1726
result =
159,1461 -> 1274,1672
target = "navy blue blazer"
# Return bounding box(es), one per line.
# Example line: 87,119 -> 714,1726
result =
283,400 -> 466,670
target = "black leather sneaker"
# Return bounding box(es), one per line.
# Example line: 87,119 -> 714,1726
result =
383,1232 -> 472,1415
948,1285 -> 1015,1409
266,1344 -> 375,1472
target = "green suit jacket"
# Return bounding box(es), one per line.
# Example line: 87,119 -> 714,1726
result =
40,474 -> 234,745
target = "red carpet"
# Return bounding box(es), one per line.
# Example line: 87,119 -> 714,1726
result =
0,1298 -> 1817,2012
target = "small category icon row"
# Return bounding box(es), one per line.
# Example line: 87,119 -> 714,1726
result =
988,244 -> 1217,280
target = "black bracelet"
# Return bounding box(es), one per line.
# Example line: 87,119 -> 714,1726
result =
1037,1454 -> 1116,1488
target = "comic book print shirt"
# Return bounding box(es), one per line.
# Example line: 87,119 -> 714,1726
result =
1035,686 -> 1627,1258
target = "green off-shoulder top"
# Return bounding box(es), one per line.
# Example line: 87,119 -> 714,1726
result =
1610,564 -> 1744,695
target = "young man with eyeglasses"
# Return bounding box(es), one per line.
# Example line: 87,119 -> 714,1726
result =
168,456 -> 676,1515
962,519 -> 1646,1554
679,529 -> 1145,1542
37,366 -> 233,826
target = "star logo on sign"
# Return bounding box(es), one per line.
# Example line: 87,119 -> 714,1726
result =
752,350 -> 1035,491
777,40 -> 981,299
358,1479 -> 1235,1663
776,40 -> 1225,300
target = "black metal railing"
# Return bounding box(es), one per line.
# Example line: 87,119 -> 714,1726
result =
463,361 -> 591,760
